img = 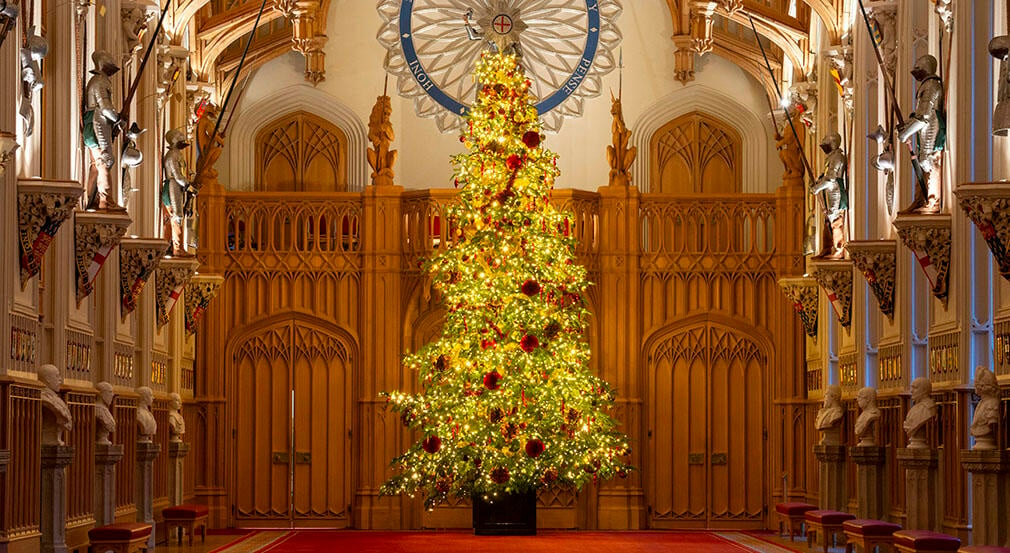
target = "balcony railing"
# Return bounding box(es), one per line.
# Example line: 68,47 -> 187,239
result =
225,192 -> 362,255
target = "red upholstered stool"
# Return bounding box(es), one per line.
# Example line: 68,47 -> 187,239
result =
892,530 -> 960,553
162,504 -> 209,546
843,519 -> 902,553
775,502 -> 818,540
805,510 -> 856,553
958,547 -> 1010,553
88,522 -> 151,553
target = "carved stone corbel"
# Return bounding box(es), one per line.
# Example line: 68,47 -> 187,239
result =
845,240 -> 897,319
17,180 -> 84,288
809,258 -> 854,328
119,238 -> 169,320
0,130 -> 18,176
688,1 -> 718,55
156,257 -> 198,328
892,213 -> 952,303
75,211 -> 132,304
720,0 -> 744,15
120,1 -> 156,60
156,45 -> 189,109
956,182 -> 1010,283
184,273 -> 223,335
777,276 -> 819,339
672,35 -> 695,85
279,0 -> 327,84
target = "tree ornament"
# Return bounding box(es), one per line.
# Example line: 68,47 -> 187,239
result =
542,467 -> 559,483
521,279 -> 541,296
522,131 -> 541,149
434,354 -> 448,371
520,334 -> 539,352
524,439 -> 545,458
488,407 -> 504,424
490,467 -> 510,483
501,421 -> 519,440
422,435 -> 441,454
483,370 -> 502,390
543,321 -> 562,341
506,154 -> 522,171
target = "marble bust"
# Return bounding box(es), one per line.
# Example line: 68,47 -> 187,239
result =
40,364 -> 73,446
95,381 -> 116,445
136,386 -> 157,443
903,377 -> 937,449
168,392 -> 185,443
970,366 -> 1000,450
854,386 -> 881,447
814,384 -> 844,444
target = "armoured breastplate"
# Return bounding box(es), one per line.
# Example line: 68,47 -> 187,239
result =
85,74 -> 112,112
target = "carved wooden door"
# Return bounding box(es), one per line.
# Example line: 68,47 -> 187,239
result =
232,319 -> 352,527
646,322 -> 767,529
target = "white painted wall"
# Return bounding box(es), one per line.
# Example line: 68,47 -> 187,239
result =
222,0 -> 782,193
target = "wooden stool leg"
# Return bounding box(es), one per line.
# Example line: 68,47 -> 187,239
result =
201,521 -> 207,543
188,522 -> 194,546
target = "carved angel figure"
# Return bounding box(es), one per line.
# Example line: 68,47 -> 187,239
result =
367,95 -> 397,186
854,387 -> 881,447
810,132 -> 848,257
40,364 -> 73,446
606,94 -> 636,187
136,386 -> 157,442
903,377 -> 937,448
168,393 -> 186,443
19,28 -> 48,136
970,367 -> 1000,450
95,381 -> 117,445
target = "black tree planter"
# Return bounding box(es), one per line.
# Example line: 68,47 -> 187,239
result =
472,490 -> 537,535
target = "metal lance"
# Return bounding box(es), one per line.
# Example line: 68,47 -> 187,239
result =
112,0 -> 171,141
855,0 -> 929,201
186,0 -> 269,217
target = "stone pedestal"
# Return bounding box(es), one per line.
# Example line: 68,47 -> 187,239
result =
814,444 -> 847,510
94,443 -> 124,526
135,442 -> 161,551
41,445 -> 75,553
850,445 -> 887,519
961,449 -> 1009,547
167,442 -> 190,506
897,448 -> 938,531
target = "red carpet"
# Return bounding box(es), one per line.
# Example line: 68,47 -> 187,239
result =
253,530 -> 770,552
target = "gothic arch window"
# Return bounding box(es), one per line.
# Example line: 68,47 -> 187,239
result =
255,111 -> 348,192
650,112 -> 742,194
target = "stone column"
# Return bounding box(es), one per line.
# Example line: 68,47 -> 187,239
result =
897,448 -> 938,530
167,442 -> 190,505
850,445 -> 887,519
41,445 -> 75,553
961,450 -> 1009,547
135,442 -> 161,550
94,444 -> 124,526
814,427 -> 847,511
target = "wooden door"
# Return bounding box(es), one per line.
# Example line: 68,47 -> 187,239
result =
233,319 -> 352,527
646,321 -> 767,529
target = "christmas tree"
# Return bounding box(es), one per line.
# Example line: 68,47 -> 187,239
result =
381,52 -> 631,508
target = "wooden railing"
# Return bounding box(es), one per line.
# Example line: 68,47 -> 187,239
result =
639,194 -> 776,273
224,192 -> 362,256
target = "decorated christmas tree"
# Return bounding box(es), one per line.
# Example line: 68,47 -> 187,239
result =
381,52 -> 631,509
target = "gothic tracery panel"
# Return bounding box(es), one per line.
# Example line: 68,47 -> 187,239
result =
256,111 -> 348,192
650,112 -> 742,194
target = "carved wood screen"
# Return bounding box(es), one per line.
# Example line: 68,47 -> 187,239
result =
645,320 -> 767,529
650,112 -> 742,194
232,317 -> 352,527
256,111 -> 348,192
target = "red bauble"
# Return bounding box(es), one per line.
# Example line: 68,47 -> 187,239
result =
522,131 -> 541,148
521,279 -> 541,296
524,439 -> 545,458
542,468 -> 558,483
506,154 -> 522,171
520,334 -> 539,352
422,435 -> 441,454
483,370 -> 502,390
490,467 -> 511,484
480,338 -> 496,350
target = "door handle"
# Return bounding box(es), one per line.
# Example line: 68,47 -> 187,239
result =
711,453 -> 728,465
272,452 -> 290,464
688,453 -> 705,465
295,451 -> 312,464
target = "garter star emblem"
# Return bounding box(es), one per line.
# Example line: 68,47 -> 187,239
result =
377,0 -> 623,132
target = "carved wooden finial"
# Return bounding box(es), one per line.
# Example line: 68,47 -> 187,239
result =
367,93 -> 397,186
606,92 -> 636,187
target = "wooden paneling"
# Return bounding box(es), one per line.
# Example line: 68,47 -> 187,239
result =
650,112 -> 742,194
66,392 -> 96,528
114,398 -> 138,517
2,384 -> 42,542
256,111 -> 348,192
